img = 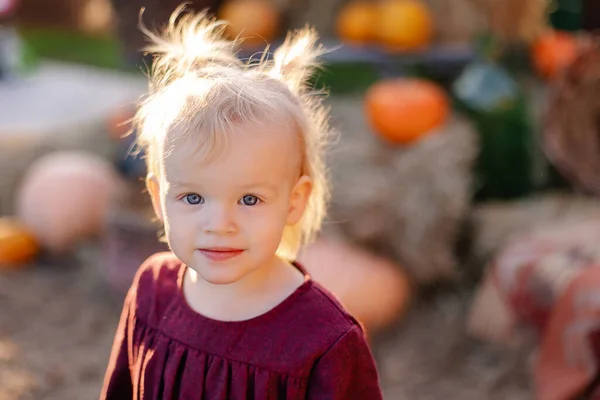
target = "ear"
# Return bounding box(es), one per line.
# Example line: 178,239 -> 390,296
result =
287,175 -> 313,225
146,173 -> 164,222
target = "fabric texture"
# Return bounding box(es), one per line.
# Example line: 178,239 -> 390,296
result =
100,252 -> 383,400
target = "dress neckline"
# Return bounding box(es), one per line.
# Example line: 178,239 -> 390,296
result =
175,260 -> 313,327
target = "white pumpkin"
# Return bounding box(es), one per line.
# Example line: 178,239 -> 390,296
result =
16,151 -> 119,254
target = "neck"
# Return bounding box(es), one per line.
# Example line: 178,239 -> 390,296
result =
183,255 -> 303,321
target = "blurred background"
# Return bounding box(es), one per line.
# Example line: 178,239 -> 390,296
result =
2,0 -> 600,398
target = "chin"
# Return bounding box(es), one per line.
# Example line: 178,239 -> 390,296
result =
201,274 -> 241,285
195,265 -> 247,285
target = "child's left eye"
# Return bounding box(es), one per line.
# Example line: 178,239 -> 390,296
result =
240,195 -> 260,206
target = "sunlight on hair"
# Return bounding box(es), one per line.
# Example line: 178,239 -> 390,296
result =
133,6 -> 333,260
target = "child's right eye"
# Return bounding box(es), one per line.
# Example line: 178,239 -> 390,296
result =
182,194 -> 204,205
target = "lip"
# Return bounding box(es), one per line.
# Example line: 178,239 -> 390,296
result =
198,248 -> 245,262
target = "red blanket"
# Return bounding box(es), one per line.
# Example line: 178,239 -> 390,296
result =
471,219 -> 600,399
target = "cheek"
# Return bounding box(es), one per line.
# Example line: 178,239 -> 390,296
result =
162,203 -> 194,245
242,205 -> 288,244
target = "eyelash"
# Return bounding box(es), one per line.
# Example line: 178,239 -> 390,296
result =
240,194 -> 262,206
181,193 -> 204,205
179,194 -> 263,206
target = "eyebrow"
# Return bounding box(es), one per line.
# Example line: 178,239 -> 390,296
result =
168,181 -> 278,192
168,181 -> 195,188
239,182 -> 278,193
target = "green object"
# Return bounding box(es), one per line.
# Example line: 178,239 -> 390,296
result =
0,26 -> 39,79
549,0 -> 582,31
19,28 -> 124,70
17,36 -> 39,74
453,60 -> 534,200
312,62 -> 381,95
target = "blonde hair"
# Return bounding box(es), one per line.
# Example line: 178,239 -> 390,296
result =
133,7 -> 332,260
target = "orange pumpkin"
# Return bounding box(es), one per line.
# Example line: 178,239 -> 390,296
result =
0,218 -> 39,267
335,1 -> 378,45
297,238 -> 411,333
375,0 -> 434,51
219,0 -> 280,47
532,30 -> 579,81
365,78 -> 449,144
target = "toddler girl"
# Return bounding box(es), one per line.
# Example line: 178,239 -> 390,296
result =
101,7 -> 383,399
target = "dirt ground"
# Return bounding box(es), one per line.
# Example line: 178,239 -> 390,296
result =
0,243 -> 533,400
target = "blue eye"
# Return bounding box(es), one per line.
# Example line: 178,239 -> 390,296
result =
240,195 -> 260,206
183,194 -> 204,205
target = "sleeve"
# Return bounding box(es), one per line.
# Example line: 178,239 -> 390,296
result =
307,324 -> 383,400
100,289 -> 135,400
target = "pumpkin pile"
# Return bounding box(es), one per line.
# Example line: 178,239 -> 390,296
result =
364,77 -> 450,144
336,0 -> 434,51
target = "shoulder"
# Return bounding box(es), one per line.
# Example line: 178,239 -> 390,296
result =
127,252 -> 184,323
303,280 -> 363,332
246,276 -> 368,376
133,251 -> 183,290
280,276 -> 367,357
303,288 -> 382,398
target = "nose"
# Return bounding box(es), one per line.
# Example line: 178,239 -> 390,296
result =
202,202 -> 237,235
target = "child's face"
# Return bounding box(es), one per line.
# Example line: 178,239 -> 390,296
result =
148,122 -> 312,285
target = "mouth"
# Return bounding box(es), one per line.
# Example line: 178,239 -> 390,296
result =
198,248 -> 245,262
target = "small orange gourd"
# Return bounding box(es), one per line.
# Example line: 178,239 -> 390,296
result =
532,30 -> 579,81
0,217 -> 39,268
335,1 -> 378,45
219,0 -> 280,47
375,0 -> 434,51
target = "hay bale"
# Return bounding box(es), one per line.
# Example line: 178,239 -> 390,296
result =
326,96 -> 478,284
286,0 -> 340,37
474,0 -> 549,43
423,0 -> 488,44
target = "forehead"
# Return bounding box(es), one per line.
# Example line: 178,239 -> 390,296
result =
162,122 -> 300,186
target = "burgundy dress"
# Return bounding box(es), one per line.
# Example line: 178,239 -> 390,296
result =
100,252 -> 383,400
